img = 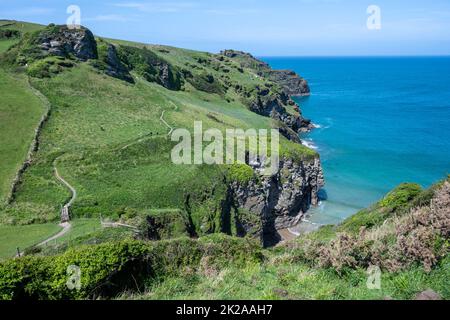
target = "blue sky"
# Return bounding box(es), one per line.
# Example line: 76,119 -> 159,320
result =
1,0 -> 450,56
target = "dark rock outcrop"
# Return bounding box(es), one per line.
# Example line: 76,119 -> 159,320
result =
220,49 -> 313,138
229,157 -> 324,247
94,42 -> 133,83
269,69 -> 310,96
220,49 -> 310,96
33,25 -> 97,61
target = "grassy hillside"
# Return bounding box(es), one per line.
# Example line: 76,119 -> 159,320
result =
0,20 -> 44,53
0,22 -> 315,243
0,70 -> 47,205
0,223 -> 61,260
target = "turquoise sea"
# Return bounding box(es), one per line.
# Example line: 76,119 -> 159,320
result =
263,57 -> 450,225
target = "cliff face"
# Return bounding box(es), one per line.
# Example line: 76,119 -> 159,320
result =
221,50 -> 322,246
220,49 -> 310,96
220,49 -> 313,138
25,25 -> 97,62
230,157 -> 324,246
269,69 -> 310,97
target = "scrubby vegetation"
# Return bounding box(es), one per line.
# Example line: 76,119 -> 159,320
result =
0,21 -> 315,230
27,56 -> 74,78
0,223 -> 61,260
0,235 -> 262,300
284,177 -> 450,274
0,20 -> 43,53
1,179 -> 448,300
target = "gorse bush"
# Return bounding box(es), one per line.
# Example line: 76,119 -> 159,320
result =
379,183 -> 422,210
285,179 -> 450,274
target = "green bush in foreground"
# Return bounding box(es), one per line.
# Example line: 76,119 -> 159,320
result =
0,235 -> 262,300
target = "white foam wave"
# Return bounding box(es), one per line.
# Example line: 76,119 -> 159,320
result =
301,139 -> 319,150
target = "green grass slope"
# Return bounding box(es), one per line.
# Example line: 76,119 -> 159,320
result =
0,223 -> 61,260
0,20 -> 44,53
0,70 -> 47,205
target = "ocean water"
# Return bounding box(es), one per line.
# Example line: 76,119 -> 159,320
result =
263,57 -> 450,225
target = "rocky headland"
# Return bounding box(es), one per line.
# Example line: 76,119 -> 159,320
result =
2,24 -> 324,246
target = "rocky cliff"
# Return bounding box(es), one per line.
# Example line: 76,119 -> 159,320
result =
220,49 -> 311,96
230,157 -> 324,247
220,49 -> 313,137
23,25 -> 97,62
269,69 -> 310,96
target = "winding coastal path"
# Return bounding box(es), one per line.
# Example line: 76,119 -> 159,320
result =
35,166 -> 76,247
54,166 -> 77,209
160,110 -> 174,136
36,222 -> 71,247
120,99 -> 178,151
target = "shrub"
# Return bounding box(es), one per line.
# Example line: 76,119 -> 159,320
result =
339,183 -> 423,234
27,56 -> 74,78
226,163 -> 255,185
287,181 -> 450,274
379,183 -> 422,210
0,29 -> 21,40
117,45 -> 182,90
187,72 -> 225,95
0,235 -> 263,300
